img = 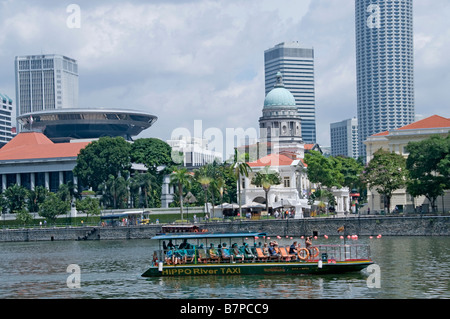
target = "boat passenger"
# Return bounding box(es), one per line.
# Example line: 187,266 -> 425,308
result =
262,243 -> 270,257
289,241 -> 298,255
167,240 -> 175,250
179,239 -> 189,249
305,236 -> 312,249
231,243 -> 244,262
268,242 -> 281,261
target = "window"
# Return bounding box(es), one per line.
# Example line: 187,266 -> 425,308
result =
283,177 -> 290,188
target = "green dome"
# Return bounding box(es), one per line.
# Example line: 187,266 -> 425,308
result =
264,87 -> 296,107
263,72 -> 296,108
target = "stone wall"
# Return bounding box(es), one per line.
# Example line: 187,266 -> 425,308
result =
1,216 -> 449,242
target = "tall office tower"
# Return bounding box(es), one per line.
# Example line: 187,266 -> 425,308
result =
264,42 -> 316,144
15,54 -> 79,129
330,117 -> 359,160
355,0 -> 415,158
0,93 -> 14,147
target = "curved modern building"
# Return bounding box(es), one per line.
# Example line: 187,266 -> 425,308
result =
17,108 -> 157,143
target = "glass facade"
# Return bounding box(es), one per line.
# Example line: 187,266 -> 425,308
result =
355,0 -> 415,158
264,42 -> 317,144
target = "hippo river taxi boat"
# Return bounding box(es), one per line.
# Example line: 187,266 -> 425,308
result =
141,232 -> 374,277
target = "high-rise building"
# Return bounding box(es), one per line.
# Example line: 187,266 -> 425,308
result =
264,42 -> 316,144
15,54 -> 79,130
330,117 -> 359,159
0,93 -> 14,147
355,0 -> 415,158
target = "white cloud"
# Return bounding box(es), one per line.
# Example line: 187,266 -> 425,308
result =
0,0 -> 449,153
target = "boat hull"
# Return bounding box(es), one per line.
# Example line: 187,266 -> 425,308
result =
141,260 -> 374,277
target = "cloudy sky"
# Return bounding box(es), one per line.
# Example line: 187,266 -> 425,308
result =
0,0 -> 449,156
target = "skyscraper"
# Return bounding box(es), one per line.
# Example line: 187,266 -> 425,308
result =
15,54 -> 79,130
0,93 -> 14,147
264,42 -> 316,144
330,117 -> 359,159
355,0 -> 415,158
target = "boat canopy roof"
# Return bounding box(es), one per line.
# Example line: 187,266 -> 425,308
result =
152,232 -> 267,241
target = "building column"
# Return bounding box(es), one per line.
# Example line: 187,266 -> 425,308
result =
16,173 -> 21,186
45,172 -> 50,190
1,175 -> 5,191
30,173 -> 35,190
59,171 -> 64,187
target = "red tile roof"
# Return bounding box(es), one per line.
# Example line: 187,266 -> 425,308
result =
247,154 -> 294,167
370,115 -> 450,137
0,132 -> 90,161
397,115 -> 450,131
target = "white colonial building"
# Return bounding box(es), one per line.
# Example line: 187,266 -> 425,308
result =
364,115 -> 450,213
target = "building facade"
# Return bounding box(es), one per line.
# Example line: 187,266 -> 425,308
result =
364,115 -> 450,213
355,0 -> 415,158
264,42 -> 316,144
259,72 -> 304,160
330,117 -> 359,159
166,136 -> 222,168
15,54 -> 79,130
0,93 -> 14,148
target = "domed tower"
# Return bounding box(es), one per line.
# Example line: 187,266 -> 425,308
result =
259,72 -> 304,159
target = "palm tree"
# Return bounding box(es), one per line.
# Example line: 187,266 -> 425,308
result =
170,167 -> 192,221
251,165 -> 281,215
130,172 -> 157,208
194,166 -> 212,217
232,148 -> 252,216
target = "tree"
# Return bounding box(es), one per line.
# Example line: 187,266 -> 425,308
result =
73,137 -> 132,191
27,186 -> 49,213
231,148 -> 252,216
98,175 -> 129,209
39,192 -> 71,223
131,138 -> 174,174
362,149 -> 407,213
406,135 -> 449,212
251,165 -> 281,214
170,167 -> 192,220
304,151 -> 344,188
4,184 -> 29,214
194,166 -> 212,216
130,172 -> 158,208
76,197 -> 101,222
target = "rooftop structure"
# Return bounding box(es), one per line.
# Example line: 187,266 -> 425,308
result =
17,108 -> 157,143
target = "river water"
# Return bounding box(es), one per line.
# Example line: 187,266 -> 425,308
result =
1,236 -> 449,299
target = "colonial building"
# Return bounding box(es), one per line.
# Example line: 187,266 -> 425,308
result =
364,115 -> 450,213
239,73 -> 350,216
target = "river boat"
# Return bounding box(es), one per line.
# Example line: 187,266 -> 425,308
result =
141,232 -> 374,277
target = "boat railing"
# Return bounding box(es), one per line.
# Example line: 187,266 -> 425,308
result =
316,244 -> 371,262
152,244 -> 371,266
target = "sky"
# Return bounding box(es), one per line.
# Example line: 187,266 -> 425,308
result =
0,0 -> 449,158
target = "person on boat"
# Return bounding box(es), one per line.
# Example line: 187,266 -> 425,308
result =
262,243 -> 270,257
289,241 -> 298,255
167,240 -> 175,250
268,242 -> 280,259
231,243 -> 244,262
305,236 -> 312,249
179,239 -> 189,249
243,242 -> 255,259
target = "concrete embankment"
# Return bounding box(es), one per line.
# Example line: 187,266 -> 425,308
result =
1,216 -> 449,242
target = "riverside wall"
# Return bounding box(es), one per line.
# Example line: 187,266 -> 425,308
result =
1,216 -> 449,242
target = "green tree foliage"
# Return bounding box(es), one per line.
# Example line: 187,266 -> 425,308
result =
169,167 -> 192,220
304,151 -> 344,188
38,192 -> 70,222
98,175 -> 129,209
74,137 -> 132,191
251,165 -> 281,214
129,172 -> 158,208
130,138 -> 174,174
362,149 -> 407,213
406,134 -> 450,212
27,186 -> 49,213
4,184 -> 29,214
231,148 -> 251,215
76,197 -> 101,221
